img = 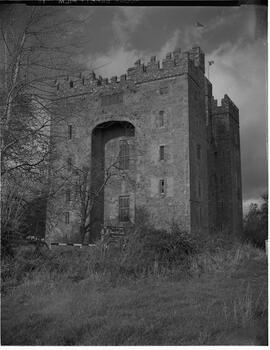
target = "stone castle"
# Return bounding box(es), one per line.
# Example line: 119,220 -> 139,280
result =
47,46 -> 242,243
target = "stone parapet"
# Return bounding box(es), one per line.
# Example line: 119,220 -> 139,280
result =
56,47 -> 205,97
212,94 -> 239,123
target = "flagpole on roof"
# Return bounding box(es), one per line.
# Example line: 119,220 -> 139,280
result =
208,60 -> 214,80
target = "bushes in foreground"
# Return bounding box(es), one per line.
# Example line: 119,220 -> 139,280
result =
86,224 -> 199,283
120,224 -> 198,274
1,223 -> 199,292
2,217 -> 267,295
243,194 -> 268,248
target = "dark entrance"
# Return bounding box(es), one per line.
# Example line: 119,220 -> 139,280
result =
90,120 -> 135,242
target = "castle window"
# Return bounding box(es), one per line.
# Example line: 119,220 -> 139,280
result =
68,125 -> 73,140
159,145 -> 165,161
67,157 -> 72,171
66,189 -> 71,203
64,212 -> 70,224
69,81 -> 73,88
119,195 -> 129,222
197,144 -> 201,160
159,179 -> 165,195
158,111 -> 165,127
119,140 -> 129,170
159,86 -> 169,95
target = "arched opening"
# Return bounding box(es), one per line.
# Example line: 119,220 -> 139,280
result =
90,120 -> 135,242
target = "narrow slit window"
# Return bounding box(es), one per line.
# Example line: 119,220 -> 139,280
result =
66,189 -> 71,203
159,145 -> 165,160
198,180 -> 201,198
119,195 -> 129,222
197,144 -> 201,160
65,212 -> 70,224
158,111 -> 165,127
159,86 -> 168,95
119,140 -> 129,170
68,125 -> 73,140
69,81 -> 73,88
159,179 -> 165,195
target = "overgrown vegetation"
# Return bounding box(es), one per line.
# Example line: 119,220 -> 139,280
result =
1,206 -> 268,345
1,185 -> 47,258
243,193 -> 268,248
1,215 -> 268,345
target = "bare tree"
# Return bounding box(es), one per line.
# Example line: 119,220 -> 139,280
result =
0,6 -> 89,177
64,157 -> 130,243
0,6 -> 91,246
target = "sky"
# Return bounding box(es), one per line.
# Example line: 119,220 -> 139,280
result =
6,4 -> 268,212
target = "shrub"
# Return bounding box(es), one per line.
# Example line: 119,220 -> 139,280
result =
244,194 -> 268,248
118,223 -> 198,276
1,189 -> 47,259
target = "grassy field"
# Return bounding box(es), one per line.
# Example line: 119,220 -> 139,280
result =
1,241 -> 268,345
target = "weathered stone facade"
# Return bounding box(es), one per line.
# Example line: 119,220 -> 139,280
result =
46,46 -> 242,243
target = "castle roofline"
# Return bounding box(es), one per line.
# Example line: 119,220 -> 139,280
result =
55,47 -> 206,95
212,94 -> 239,123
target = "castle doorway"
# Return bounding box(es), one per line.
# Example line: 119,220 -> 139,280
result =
90,120 -> 135,242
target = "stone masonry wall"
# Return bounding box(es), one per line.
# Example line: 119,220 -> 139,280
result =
46,46 -> 242,243
212,95 -> 243,235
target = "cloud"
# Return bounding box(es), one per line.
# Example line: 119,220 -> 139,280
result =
120,7 -> 146,30
87,46 -> 143,78
87,29 -> 183,77
112,7 -> 147,45
157,29 -> 181,62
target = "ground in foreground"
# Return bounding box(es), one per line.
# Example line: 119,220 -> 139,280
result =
1,248 -> 268,345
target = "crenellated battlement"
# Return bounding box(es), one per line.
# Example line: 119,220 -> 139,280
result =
212,94 -> 239,123
56,46 -> 206,96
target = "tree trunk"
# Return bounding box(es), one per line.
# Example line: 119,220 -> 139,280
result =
80,224 -> 86,244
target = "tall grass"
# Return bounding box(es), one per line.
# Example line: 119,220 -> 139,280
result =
190,240 -> 266,276
221,283 -> 266,328
2,226 -> 266,295
1,226 -> 267,345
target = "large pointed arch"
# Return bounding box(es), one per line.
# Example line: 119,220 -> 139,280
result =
90,120 -> 135,241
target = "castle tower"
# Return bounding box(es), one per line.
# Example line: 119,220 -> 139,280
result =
211,95 -> 243,235
46,47 -> 242,243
